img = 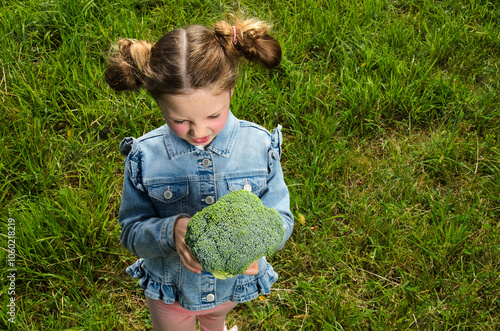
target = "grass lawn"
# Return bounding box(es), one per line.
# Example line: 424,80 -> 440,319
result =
1,0 -> 499,329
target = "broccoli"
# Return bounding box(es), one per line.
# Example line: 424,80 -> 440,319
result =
184,190 -> 285,279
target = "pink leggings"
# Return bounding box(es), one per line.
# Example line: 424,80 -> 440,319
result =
146,297 -> 237,331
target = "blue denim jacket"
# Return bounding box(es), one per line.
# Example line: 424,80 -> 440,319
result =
118,111 -> 294,311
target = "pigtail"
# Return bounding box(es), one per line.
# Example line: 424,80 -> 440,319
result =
105,39 -> 153,92
214,16 -> 282,69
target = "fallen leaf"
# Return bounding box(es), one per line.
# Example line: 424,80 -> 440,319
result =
298,214 -> 306,225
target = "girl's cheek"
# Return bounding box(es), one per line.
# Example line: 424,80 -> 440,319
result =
214,122 -> 225,135
173,127 -> 188,137
211,113 -> 229,135
166,122 -> 188,138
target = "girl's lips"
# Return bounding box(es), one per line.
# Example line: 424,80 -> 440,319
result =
191,135 -> 210,144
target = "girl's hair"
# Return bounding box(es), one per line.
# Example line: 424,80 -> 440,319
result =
105,16 -> 281,97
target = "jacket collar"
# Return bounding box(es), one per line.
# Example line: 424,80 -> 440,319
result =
163,111 -> 239,159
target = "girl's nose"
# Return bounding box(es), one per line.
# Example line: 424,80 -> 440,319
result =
190,124 -> 208,138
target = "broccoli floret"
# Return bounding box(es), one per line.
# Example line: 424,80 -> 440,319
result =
184,190 -> 285,279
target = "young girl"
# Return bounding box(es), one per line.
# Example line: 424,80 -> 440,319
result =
105,15 -> 294,331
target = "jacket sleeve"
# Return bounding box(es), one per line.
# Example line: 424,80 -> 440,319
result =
261,125 -> 294,251
118,137 -> 181,258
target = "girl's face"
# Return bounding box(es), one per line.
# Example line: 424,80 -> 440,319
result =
157,89 -> 232,147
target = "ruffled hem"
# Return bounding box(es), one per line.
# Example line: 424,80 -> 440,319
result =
230,260 -> 278,302
125,258 -> 279,307
126,259 -> 176,304
256,261 -> 279,295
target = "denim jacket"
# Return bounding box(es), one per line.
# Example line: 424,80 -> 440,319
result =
118,111 -> 294,311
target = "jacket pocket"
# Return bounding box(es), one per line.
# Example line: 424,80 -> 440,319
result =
147,182 -> 189,215
226,176 -> 267,196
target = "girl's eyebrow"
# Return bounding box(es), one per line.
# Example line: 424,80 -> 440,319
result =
201,104 -> 229,118
208,103 -> 228,116
207,109 -> 222,117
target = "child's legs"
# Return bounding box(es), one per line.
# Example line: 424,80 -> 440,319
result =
197,301 -> 237,331
145,297 -> 237,331
146,297 -> 196,331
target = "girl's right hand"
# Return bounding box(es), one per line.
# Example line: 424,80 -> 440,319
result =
174,217 -> 203,274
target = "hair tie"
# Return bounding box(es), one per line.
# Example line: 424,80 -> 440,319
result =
232,26 -> 238,45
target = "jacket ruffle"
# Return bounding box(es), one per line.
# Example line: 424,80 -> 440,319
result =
259,262 -> 279,295
270,125 -> 283,159
119,137 -> 134,157
126,259 -> 176,304
267,125 -> 283,172
231,260 -> 278,302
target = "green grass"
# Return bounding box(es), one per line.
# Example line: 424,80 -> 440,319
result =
1,0 -> 499,329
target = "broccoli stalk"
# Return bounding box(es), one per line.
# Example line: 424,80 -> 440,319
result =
184,190 -> 285,279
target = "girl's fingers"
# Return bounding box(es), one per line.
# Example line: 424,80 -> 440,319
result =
181,247 -> 203,273
243,260 -> 259,275
177,239 -> 203,274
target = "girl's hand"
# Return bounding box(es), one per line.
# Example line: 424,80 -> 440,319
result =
243,260 -> 259,275
174,217 -> 203,274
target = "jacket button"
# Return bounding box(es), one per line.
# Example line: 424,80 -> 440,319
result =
206,293 -> 215,302
205,196 -> 215,205
243,183 -> 252,191
163,191 -> 173,200
202,158 -> 212,167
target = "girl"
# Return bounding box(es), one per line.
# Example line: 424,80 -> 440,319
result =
105,15 -> 294,331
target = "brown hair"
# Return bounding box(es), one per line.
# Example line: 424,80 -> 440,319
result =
105,16 -> 281,97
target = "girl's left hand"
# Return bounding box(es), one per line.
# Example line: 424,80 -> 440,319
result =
243,260 -> 259,275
